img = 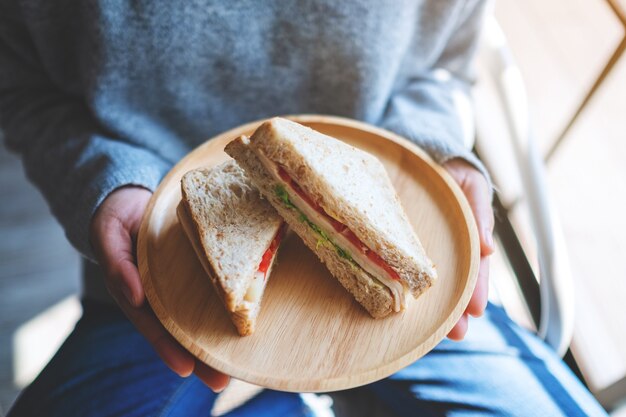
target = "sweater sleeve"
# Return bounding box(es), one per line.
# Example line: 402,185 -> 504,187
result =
0,9 -> 172,261
380,0 -> 491,186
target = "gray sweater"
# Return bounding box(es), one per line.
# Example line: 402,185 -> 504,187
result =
1,0 -> 488,265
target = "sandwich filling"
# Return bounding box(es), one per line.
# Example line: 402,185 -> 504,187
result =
253,149 -> 407,312
244,222 -> 286,304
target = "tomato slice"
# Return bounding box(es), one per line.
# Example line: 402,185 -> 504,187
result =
257,222 -> 287,277
329,218 -> 346,233
291,181 -> 323,213
342,229 -> 366,253
277,165 -> 291,183
257,248 -> 274,275
366,250 -> 401,281
278,166 -> 323,212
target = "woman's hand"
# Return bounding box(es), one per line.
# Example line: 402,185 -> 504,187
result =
90,186 -> 230,391
443,159 -> 495,340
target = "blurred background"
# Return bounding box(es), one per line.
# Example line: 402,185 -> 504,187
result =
1,0 -> 625,415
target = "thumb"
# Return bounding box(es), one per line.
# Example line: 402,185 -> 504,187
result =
94,214 -> 145,307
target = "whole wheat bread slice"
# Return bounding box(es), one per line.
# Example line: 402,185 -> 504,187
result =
228,118 -> 437,299
178,160 -> 283,335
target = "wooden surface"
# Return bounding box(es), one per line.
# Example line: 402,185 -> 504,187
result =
137,115 -> 479,392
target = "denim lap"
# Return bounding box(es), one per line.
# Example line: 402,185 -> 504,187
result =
8,302 -> 606,417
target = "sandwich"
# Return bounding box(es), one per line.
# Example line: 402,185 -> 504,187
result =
225,118 -> 437,318
177,160 -> 286,335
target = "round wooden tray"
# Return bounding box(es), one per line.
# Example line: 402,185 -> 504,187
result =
138,115 -> 479,392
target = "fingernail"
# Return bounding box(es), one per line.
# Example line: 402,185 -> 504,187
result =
214,378 -> 231,393
122,285 -> 134,306
485,230 -> 494,250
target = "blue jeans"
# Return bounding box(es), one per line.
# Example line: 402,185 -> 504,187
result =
8,301 -> 607,417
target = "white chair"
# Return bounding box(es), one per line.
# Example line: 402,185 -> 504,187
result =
473,17 -> 575,357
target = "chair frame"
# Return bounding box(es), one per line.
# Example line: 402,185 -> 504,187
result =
477,17 -> 576,358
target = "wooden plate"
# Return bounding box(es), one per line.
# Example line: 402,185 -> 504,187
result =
138,115 -> 479,392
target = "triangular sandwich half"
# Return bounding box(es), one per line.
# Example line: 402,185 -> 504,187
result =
225,118 -> 436,318
177,160 -> 286,335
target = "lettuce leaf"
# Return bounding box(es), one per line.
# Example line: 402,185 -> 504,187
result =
274,184 -> 355,264
274,184 -> 297,209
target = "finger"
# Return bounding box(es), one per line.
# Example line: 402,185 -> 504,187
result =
461,174 -> 495,256
116,297 -> 195,377
466,256 -> 490,317
118,256 -> 146,307
447,313 -> 468,341
194,359 -> 231,392
94,217 -> 145,307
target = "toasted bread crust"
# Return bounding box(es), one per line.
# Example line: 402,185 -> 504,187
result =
226,136 -> 394,318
